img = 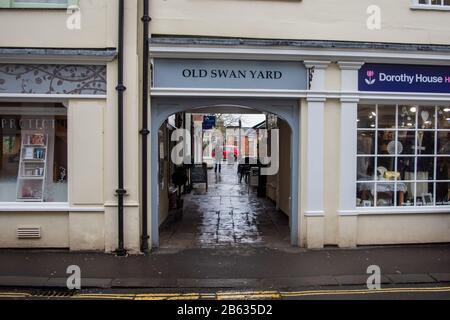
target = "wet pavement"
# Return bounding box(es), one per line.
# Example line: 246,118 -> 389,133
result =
160,164 -> 290,249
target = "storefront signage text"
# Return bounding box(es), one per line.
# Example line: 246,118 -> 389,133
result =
181,69 -> 283,80
359,63 -> 450,94
153,59 -> 307,90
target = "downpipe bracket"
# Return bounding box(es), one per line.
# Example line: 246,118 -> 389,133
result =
140,128 -> 150,136
141,15 -> 152,23
115,84 -> 127,92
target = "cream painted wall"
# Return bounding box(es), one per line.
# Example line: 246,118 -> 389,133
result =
326,64 -> 341,92
69,212 -> 104,251
103,0 -> 141,253
150,0 -> 450,45
68,100 -> 104,206
357,214 -> 450,244
323,99 -> 340,245
0,212 -> 69,248
0,0 -> 117,48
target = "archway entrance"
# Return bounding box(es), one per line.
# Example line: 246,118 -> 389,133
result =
150,98 -> 300,249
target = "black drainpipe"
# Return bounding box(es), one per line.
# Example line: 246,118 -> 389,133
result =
115,0 -> 127,257
140,0 -> 151,252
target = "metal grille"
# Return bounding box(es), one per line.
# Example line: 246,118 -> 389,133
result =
17,227 -> 41,239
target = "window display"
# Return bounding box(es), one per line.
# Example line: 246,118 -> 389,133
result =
356,104 -> 450,208
0,102 -> 68,203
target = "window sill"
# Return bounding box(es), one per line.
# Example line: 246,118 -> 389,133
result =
0,203 -> 104,212
356,206 -> 450,215
410,5 -> 450,11
0,7 -> 68,9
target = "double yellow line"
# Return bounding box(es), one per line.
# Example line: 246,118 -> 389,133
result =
1,286 -> 449,300
280,286 -> 450,298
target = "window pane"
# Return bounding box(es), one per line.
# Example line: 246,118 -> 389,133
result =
376,157 -> 395,180
418,106 -> 435,129
397,157 -> 415,180
378,130 -> 395,154
437,131 -> 450,154
417,131 -> 435,155
417,157 -> 434,180
437,106 -> 450,129
378,105 -> 396,129
436,182 -> 450,205
415,182 -> 434,206
397,131 -> 416,155
398,181 -> 415,206
376,182 -> 395,207
0,103 -> 68,203
436,157 -> 450,180
357,131 -> 375,154
357,105 -> 376,128
357,157 -> 375,181
398,105 -> 417,129
356,183 -> 374,207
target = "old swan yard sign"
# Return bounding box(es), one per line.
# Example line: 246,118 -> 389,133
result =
153,59 -> 308,90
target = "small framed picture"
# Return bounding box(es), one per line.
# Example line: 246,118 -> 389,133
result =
362,200 -> 372,207
422,193 -> 433,206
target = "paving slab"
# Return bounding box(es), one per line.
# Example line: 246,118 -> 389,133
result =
176,278 -> 260,288
112,278 -> 177,288
335,274 -> 392,286
0,276 -> 49,287
430,273 -> 450,283
386,273 -> 436,284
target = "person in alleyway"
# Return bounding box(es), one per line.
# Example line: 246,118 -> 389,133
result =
213,142 -> 223,174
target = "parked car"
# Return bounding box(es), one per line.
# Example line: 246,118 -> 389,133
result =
223,145 -> 238,161
212,145 -> 238,161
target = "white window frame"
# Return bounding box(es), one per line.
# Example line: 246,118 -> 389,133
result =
411,0 -> 450,11
0,0 -> 78,9
0,103 -> 70,205
356,103 -> 450,210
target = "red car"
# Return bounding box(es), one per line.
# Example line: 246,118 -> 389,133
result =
212,145 -> 238,161
223,145 -> 238,160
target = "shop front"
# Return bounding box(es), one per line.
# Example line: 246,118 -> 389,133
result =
338,61 -> 450,246
0,58 -> 113,250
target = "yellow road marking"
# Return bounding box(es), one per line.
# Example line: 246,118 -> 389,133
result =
136,293 -> 201,301
0,293 -> 30,298
217,291 -> 281,300
1,286 -> 449,300
280,286 -> 450,297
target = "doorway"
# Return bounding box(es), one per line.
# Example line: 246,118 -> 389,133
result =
150,98 -> 300,249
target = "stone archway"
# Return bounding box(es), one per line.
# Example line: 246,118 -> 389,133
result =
149,97 -> 300,248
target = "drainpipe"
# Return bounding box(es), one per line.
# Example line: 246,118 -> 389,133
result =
115,0 -> 127,257
140,0 -> 151,252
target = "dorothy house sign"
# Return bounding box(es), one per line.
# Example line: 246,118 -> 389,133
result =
153,59 -> 308,90
359,63 -> 450,94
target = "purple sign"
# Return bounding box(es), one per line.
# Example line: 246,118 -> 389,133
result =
359,63 -> 450,94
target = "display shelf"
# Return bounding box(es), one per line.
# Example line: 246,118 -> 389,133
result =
16,131 -> 49,202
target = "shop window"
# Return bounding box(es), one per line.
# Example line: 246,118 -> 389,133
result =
0,102 -> 68,203
412,0 -> 450,9
356,104 -> 450,208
